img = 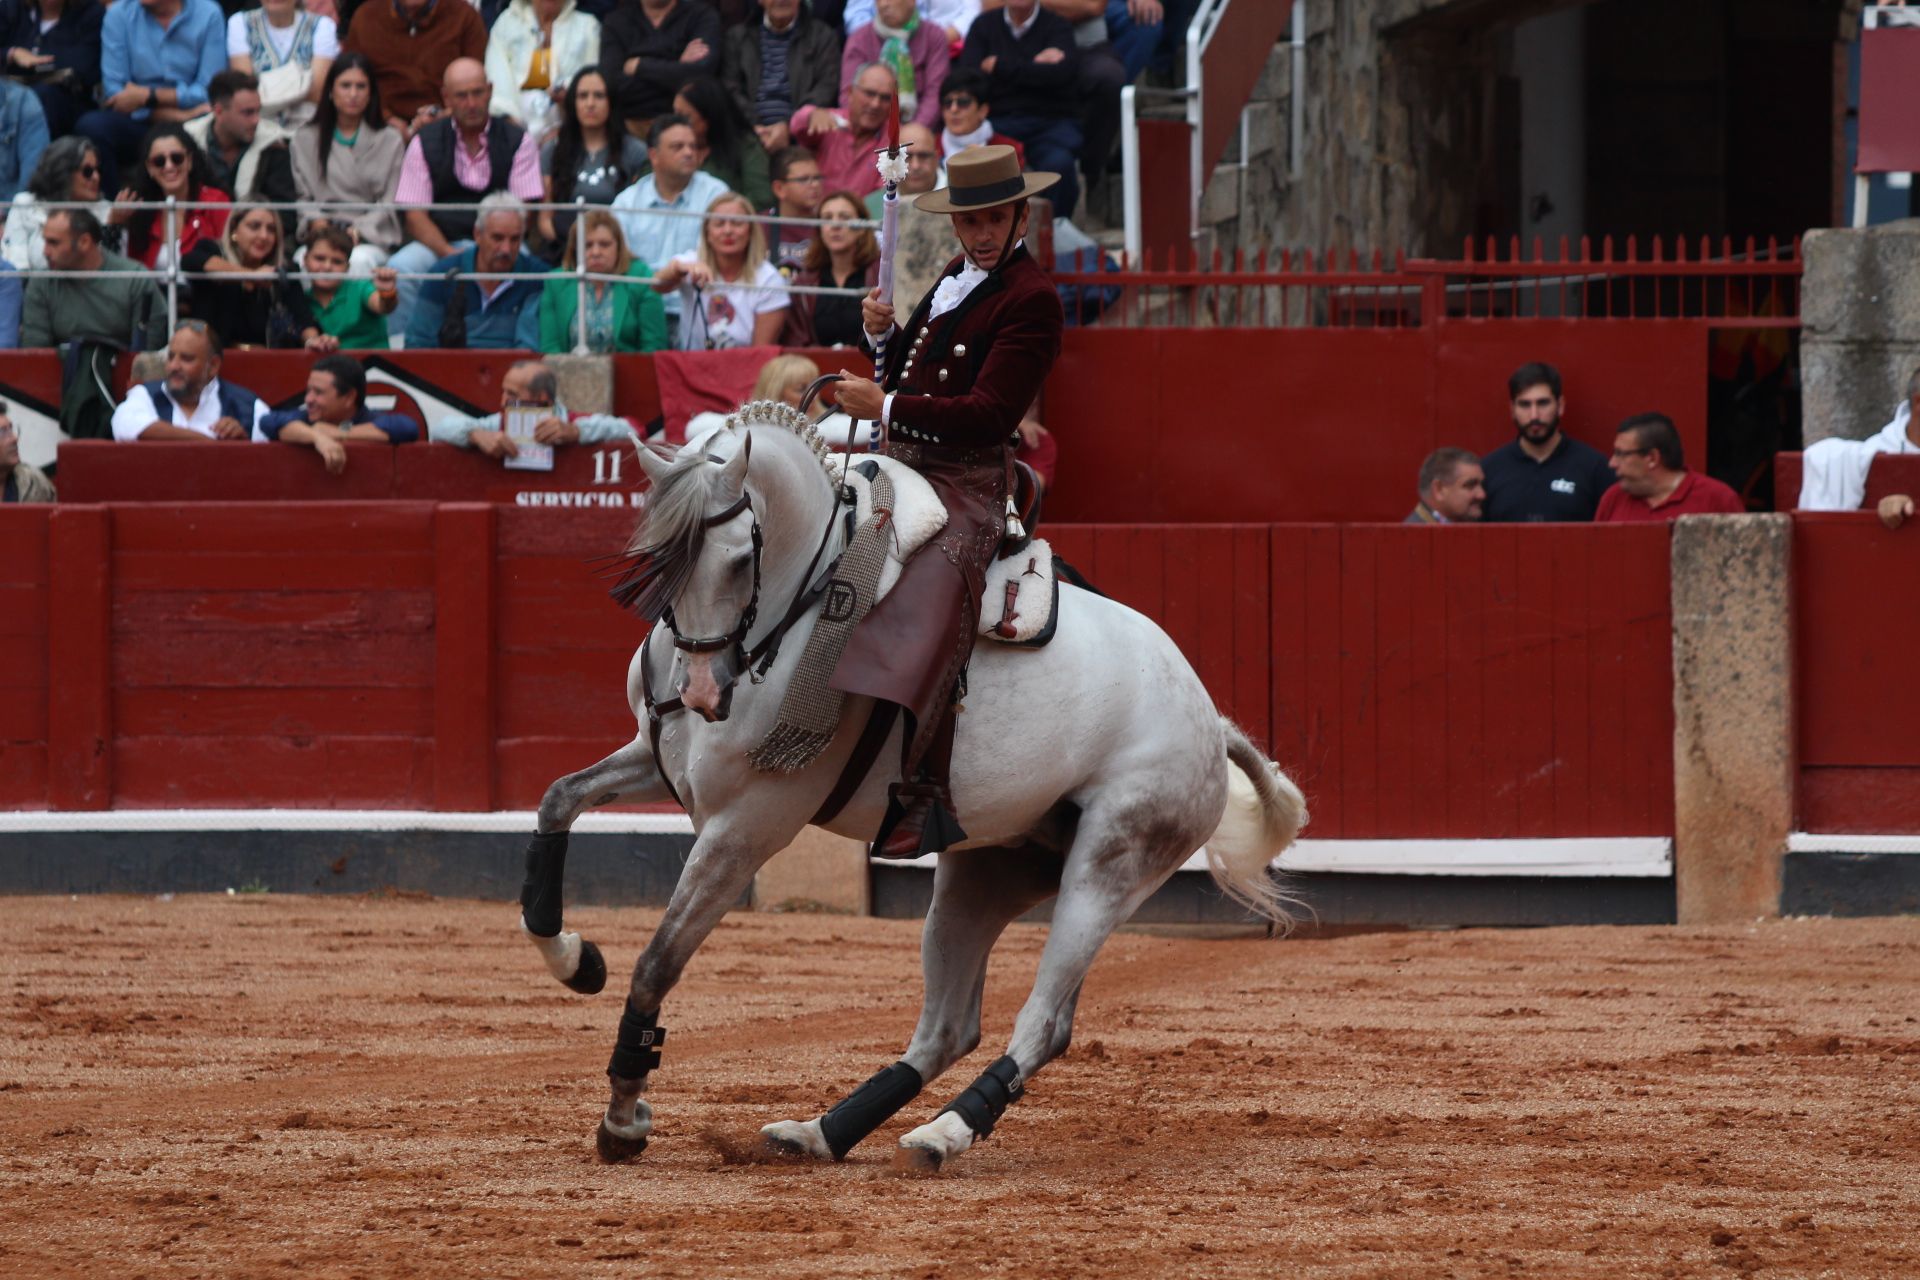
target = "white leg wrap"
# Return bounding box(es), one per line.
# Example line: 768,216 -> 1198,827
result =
603,1098 -> 653,1142
898,1111 -> 975,1163
521,916 -> 582,982
759,1118 -> 834,1161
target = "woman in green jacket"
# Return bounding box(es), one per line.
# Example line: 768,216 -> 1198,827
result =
538,210 -> 669,354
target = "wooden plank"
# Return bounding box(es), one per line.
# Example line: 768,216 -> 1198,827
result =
1268,526 -> 1310,808
113,551 -> 435,592
1404,532 -> 1448,836
1509,528 -> 1556,839
1370,529 -> 1413,836
495,506 -> 640,558
47,507 -> 111,809
1440,532 -> 1485,839
110,502 -> 433,551
114,688 -> 434,738
1797,515 -> 1920,766
1584,537 -> 1629,832
496,737 -> 649,807
112,631 -> 434,689
0,584 -> 49,638
112,589 -> 435,634
1799,766 -> 1920,834
496,657 -> 641,740
495,562 -> 644,651
435,504 -> 496,810
1230,525 -> 1270,751
0,744 -> 49,808
1338,526 -> 1378,837
112,735 -> 434,808
1550,528 -> 1593,836
1300,526 -> 1343,836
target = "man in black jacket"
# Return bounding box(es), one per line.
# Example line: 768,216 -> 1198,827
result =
722,0 -> 840,153
0,0 -> 104,136
601,0 -> 723,134
956,0 -> 1081,217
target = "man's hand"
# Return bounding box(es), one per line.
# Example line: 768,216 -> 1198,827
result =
105,84 -> 149,113
860,287 -> 895,338
471,428 -> 520,460
211,416 -> 249,440
411,104 -> 440,131
803,106 -> 843,136
623,55 -> 641,75
304,331 -> 340,353
1034,47 -> 1066,64
836,371 -> 884,420
533,416 -> 581,445
7,47 -> 53,70
1128,0 -> 1164,22
980,55 -> 997,74
1017,417 -> 1049,449
754,121 -> 791,151
108,188 -> 139,225
313,433 -> 347,475
373,266 -> 398,294
679,37 -> 710,63
1878,494 -> 1914,531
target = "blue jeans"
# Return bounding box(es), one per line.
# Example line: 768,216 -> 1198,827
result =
990,114 -> 1083,220
74,109 -> 155,193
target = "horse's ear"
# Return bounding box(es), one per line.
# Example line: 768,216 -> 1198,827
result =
718,433 -> 751,494
633,441 -> 673,485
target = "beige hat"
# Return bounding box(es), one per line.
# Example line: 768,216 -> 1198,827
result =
913,143 -> 1058,214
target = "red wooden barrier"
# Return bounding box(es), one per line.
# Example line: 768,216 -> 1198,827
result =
0,508 -> 51,807
1772,451 -> 1920,513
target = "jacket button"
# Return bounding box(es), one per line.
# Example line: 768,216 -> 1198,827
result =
953,344 -> 967,357
937,368 -> 948,381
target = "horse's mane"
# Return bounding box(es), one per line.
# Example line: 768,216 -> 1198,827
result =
606,401 -> 843,621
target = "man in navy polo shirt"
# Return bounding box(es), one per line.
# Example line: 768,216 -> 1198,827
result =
260,354 -> 419,475
1480,361 -> 1614,522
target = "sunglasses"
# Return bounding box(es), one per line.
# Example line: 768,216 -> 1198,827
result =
149,151 -> 190,169
79,164 -> 100,178
942,96 -> 978,109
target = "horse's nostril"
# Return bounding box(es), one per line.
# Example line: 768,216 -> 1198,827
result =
681,652 -> 722,713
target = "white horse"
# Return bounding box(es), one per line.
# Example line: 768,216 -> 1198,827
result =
519,401 -> 1307,1172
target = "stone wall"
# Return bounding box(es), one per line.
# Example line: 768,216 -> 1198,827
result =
1800,220 -> 1920,445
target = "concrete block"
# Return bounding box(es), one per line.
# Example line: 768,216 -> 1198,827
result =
1800,337 -> 1920,444
1243,100 -> 1281,160
1199,166 -> 1241,228
547,354 -> 615,415
1670,514 -> 1793,924
752,826 -> 870,914
1802,221 -> 1920,341
1252,45 -> 1290,103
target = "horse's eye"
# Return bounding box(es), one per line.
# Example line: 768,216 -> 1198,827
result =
730,552 -> 755,575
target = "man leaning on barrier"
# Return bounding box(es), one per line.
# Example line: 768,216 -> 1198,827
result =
259,352 -> 419,474
109,319 -> 269,441
429,358 -> 638,460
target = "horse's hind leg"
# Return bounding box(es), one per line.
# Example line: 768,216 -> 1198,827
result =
760,844 -> 1062,1161
522,737 -> 667,994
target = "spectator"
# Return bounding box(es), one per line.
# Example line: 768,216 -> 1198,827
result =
0,76 -> 49,203
21,208 -> 168,350
430,356 -> 638,457
787,59 -> 894,196
611,114 -> 728,332
541,67 -> 649,248
180,202 -> 327,349
1043,0 -> 1122,195
185,69 -> 298,240
110,319 -> 267,440
1798,369 -> 1920,512
0,0 -> 106,139
403,193 -> 547,350
1480,361 -> 1614,523
1595,413 -> 1744,522
1405,447 -> 1484,524
782,188 -> 871,347
839,0 -> 977,43
338,0 -> 486,126
1,138 -> 109,271
764,143 -> 821,271
721,0 -> 839,155
486,0 -> 602,140
0,267 -> 17,347
77,0 -> 228,193
225,0 -> 336,128
863,118 -> 937,217
673,75 -> 772,208
303,226 -> 398,348
260,351 -> 417,471
1103,0 -> 1193,80
601,0 -> 721,134
843,0 -> 947,129
387,58 -> 546,335
936,67 -> 1021,164
956,0 -> 1079,216
110,123 -> 231,271
650,189 -> 786,348
0,401 -> 55,502
752,349 -> 818,406
538,208 -> 667,353
291,53 -> 404,273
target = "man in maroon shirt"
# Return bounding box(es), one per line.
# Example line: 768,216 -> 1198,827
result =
1595,412 -> 1744,522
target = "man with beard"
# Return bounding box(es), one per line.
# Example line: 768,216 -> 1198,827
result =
1479,362 -> 1614,522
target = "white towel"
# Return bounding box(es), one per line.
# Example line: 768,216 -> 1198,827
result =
1798,401 -> 1917,511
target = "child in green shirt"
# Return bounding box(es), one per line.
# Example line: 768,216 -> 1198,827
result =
304,226 -> 398,351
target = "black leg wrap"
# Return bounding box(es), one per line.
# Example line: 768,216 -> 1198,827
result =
520,830 -> 570,938
938,1055 -> 1024,1140
607,1001 -> 667,1079
818,1061 -> 924,1160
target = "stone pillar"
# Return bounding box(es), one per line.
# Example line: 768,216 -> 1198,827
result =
752,828 -> 870,915
1670,514 -> 1794,923
1801,220 -> 1920,445
546,354 -> 614,416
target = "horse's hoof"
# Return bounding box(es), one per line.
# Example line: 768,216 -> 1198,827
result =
891,1142 -> 944,1175
564,940 -> 607,995
596,1120 -> 649,1163
759,1118 -> 832,1161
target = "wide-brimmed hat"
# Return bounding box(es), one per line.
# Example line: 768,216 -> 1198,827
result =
914,144 -> 1058,214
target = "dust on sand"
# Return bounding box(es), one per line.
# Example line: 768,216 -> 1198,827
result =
1,895 -> 1916,1278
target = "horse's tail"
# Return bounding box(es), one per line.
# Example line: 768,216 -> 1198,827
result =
1205,718 -> 1309,931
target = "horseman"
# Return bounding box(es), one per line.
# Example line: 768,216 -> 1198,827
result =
831,144 -> 1064,860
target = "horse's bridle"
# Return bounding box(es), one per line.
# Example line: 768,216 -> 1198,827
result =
658,490 -> 763,680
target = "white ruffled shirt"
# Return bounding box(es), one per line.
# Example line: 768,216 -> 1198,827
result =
877,245 -> 1018,427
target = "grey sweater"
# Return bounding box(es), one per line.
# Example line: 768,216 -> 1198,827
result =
20,251 -> 168,351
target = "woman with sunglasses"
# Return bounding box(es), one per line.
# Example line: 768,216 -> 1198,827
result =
181,203 -> 329,350
1,136 -> 113,271
291,54 -> 404,273
779,188 -> 876,348
110,124 -> 231,272
649,190 -> 788,351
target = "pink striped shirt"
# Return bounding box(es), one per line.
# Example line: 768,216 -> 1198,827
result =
394,127 -> 545,205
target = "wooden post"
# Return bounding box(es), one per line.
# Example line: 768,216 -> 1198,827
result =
434,503 -> 496,811
47,506 -> 112,809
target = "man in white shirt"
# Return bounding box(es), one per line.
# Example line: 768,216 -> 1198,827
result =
1799,368 -> 1920,511
110,321 -> 269,443
611,115 -> 729,336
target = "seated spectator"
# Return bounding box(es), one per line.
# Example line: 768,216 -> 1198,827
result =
303,226 -> 399,349
649,189 -> 786,349
110,123 -> 231,271
863,119 -> 938,217
486,0 -> 602,141
0,0 -> 106,139
387,58 -> 546,335
936,67 -> 1021,164
787,59 -> 893,197
338,0 -> 486,127
1480,361 -> 1614,523
752,349 -> 818,406
259,351 -> 417,472
781,188 -> 872,347
601,0 -> 721,137
429,356 -> 638,458
110,319 -> 267,440
1405,447 -> 1484,524
1595,413 -> 1744,522
1059,0 -> 1125,195
1798,369 -> 1920,512
77,0 -> 228,193
0,76 -> 49,203
403,194 -> 546,350
0,401 -> 55,502
1103,0 -> 1193,80
956,0 -> 1079,216
226,0 -> 337,128
185,69 -> 298,240
291,53 -> 404,273
182,203 -> 327,348
541,67 -> 649,248
843,0 -> 947,129
674,75 -> 772,209
840,0 -> 978,43
764,144 -> 822,271
538,209 -> 667,353
20,208 -> 168,350
611,114 -> 729,336
1,137 -> 110,271
721,0 -> 840,154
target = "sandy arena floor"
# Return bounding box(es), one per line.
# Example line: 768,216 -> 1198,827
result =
1,894 -> 1916,1278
